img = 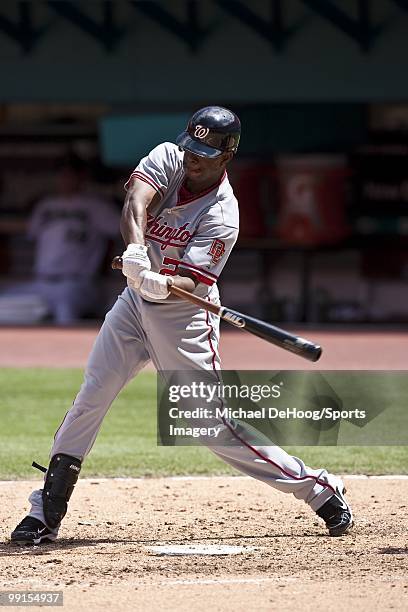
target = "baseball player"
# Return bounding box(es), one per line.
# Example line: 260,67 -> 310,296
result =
3,154 -> 120,324
10,106 -> 353,545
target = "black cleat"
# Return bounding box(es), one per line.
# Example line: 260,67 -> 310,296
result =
316,488 -> 354,537
10,516 -> 57,545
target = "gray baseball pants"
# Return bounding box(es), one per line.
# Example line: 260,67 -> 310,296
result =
27,287 -> 341,532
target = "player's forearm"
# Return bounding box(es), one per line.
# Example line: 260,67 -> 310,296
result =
170,274 -> 197,293
120,193 -> 147,246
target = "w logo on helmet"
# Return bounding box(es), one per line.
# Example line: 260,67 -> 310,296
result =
194,125 -> 210,139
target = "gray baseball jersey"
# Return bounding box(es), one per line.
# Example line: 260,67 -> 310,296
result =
125,142 -> 239,303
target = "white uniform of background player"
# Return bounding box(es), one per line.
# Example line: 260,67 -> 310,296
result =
29,189 -> 120,324
3,154 -> 120,325
11,107 -> 353,545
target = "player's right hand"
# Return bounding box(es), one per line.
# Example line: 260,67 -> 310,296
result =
121,243 -> 151,287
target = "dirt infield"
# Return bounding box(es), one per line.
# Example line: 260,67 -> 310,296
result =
1,327 -> 408,369
1,477 -> 407,611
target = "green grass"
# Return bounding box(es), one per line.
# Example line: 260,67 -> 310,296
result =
0,368 -> 406,479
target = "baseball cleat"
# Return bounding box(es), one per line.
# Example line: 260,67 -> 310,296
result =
316,487 -> 354,537
10,516 -> 57,545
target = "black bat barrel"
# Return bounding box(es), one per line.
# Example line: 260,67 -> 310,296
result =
220,307 -> 322,363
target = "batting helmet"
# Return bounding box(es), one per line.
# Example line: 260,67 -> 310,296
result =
176,106 -> 241,159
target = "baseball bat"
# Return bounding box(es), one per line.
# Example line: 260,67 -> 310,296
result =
112,256 -> 322,362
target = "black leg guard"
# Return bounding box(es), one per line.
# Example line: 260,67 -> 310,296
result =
42,454 -> 81,529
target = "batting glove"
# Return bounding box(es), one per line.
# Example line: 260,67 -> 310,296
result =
122,243 -> 151,288
139,271 -> 173,300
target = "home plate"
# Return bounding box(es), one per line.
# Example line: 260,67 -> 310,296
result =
146,544 -> 254,556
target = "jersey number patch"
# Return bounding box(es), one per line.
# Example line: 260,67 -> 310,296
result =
159,257 -> 180,276
207,239 -> 225,264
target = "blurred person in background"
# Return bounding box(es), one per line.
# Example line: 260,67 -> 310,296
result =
2,153 -> 120,324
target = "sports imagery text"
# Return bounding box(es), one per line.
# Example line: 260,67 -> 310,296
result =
165,381 -> 366,440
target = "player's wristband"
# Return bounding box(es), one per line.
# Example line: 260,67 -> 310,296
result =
123,243 -> 148,258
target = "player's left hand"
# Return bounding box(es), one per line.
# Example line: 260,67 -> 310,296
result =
122,243 -> 151,287
138,270 -> 174,300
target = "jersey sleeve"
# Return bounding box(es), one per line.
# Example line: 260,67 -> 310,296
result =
177,211 -> 239,287
124,142 -> 180,196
